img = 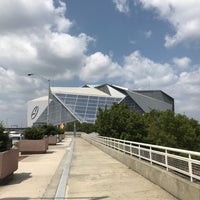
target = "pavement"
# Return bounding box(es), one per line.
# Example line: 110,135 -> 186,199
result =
0,136 -> 177,200
0,136 -> 72,200
66,138 -> 177,200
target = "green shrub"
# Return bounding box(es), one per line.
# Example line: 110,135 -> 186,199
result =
57,127 -> 65,135
23,126 -> 44,140
39,124 -> 58,136
0,123 -> 12,152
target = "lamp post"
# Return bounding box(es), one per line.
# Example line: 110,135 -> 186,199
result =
28,73 -> 51,125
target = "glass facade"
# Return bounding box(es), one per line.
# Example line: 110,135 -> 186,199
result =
121,95 -> 144,114
36,95 -> 76,125
54,93 -> 122,124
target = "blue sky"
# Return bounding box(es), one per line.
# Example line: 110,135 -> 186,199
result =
0,0 -> 200,127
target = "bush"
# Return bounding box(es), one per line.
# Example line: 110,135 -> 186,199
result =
23,126 -> 44,140
39,124 -> 58,136
57,128 -> 65,135
0,123 -> 12,152
65,121 -> 96,133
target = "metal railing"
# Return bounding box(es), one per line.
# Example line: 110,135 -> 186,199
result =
82,133 -> 200,183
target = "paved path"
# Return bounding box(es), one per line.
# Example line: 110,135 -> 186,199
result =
66,138 -> 177,200
0,137 -> 72,200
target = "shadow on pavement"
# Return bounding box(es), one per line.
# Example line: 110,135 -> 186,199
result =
66,196 -> 109,199
53,196 -> 109,199
18,155 -> 28,161
1,196 -> 109,200
45,151 -> 55,154
1,198 -> 29,200
0,172 -> 32,186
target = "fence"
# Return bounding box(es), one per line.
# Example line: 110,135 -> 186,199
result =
82,133 -> 200,183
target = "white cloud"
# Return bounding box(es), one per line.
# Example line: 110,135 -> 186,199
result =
170,68 -> 200,120
0,0 -> 94,81
0,0 -> 72,33
130,40 -> 136,45
34,32 -> 93,78
112,0 -> 130,14
0,32 -> 92,80
0,66 -> 46,127
144,30 -> 152,38
173,57 -> 191,69
54,0 -> 72,32
122,51 -> 177,89
80,52 -> 122,82
135,0 -> 200,47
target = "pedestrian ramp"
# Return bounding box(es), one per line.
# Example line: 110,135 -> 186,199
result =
65,138 -> 177,200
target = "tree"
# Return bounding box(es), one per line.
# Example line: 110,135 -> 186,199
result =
121,111 -> 147,142
96,103 -> 146,140
174,114 -> 200,151
65,121 -> 96,133
95,106 -> 112,136
79,122 -> 96,133
108,103 -> 130,138
143,110 -> 177,147
95,104 -> 200,151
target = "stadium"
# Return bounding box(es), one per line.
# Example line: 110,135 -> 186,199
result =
27,84 -> 174,127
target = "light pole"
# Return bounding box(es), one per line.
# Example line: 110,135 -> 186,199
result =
28,73 -> 51,125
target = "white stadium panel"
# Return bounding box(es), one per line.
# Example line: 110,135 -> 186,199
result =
27,96 -> 48,127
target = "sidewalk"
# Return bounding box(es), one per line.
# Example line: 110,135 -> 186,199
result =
0,136 -> 72,200
66,138 -> 177,200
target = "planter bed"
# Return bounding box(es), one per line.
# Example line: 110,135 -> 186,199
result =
19,139 -> 48,154
61,134 -> 65,140
0,148 -> 19,180
57,134 -> 65,143
48,135 -> 57,145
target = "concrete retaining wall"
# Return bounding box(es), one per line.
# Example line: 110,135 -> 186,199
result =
83,137 -> 200,200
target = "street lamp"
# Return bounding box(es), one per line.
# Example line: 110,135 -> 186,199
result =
27,73 -> 51,125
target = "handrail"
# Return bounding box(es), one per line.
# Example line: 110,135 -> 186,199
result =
98,135 -> 200,156
82,133 -> 200,183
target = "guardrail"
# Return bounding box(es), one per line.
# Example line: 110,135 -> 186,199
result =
82,134 -> 200,183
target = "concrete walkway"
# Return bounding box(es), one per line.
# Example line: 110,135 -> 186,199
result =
0,137 -> 72,200
66,138 -> 177,200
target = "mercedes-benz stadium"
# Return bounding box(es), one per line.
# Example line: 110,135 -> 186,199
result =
27,84 -> 174,127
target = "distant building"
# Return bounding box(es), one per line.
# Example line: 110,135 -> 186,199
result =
27,84 -> 174,127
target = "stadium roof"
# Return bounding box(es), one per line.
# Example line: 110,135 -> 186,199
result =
51,86 -> 125,98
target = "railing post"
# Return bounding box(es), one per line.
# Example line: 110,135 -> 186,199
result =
165,149 -> 169,171
130,143 -> 132,155
188,154 -> 193,182
117,140 -> 120,151
150,147 -> 152,165
138,144 -> 141,160
111,139 -> 114,149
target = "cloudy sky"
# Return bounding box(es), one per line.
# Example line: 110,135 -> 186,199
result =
0,0 -> 200,127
